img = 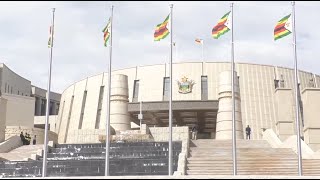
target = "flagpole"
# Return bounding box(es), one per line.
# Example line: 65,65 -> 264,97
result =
201,40 -> 204,62
202,40 -> 204,75
105,4 -> 113,177
139,101 -> 142,129
292,1 -> 303,176
42,7 -> 55,177
169,3 -> 173,176
230,2 -> 237,176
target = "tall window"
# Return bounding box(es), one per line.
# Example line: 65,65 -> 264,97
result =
132,80 -> 140,102
201,76 -> 208,100
95,86 -> 105,129
274,79 -> 279,89
78,90 -> 87,129
41,99 -> 47,116
163,77 -> 170,101
64,96 -> 74,143
49,101 -> 54,115
5,83 -> 7,93
56,103 -> 60,115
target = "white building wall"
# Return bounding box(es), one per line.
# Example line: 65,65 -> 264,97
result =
172,63 -> 202,101
136,64 -> 165,102
66,79 -> 87,134
57,84 -> 75,143
34,115 -> 58,133
0,64 -> 31,96
2,94 -> 35,128
82,74 -> 104,131
56,62 -> 320,142
206,62 -> 230,100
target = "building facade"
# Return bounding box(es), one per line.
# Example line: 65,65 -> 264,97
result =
0,63 -> 61,117
55,61 -> 320,150
0,63 -> 61,144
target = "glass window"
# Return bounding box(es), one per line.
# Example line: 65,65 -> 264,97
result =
78,90 -> 87,129
201,76 -> 208,100
95,86 -> 105,129
132,80 -> 140,102
163,77 -> 170,101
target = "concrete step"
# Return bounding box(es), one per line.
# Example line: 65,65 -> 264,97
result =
186,139 -> 320,176
187,158 -> 298,161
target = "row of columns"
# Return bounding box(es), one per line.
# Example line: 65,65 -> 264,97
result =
34,96 -> 59,116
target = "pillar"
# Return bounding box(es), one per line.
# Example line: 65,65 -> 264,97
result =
216,71 -> 244,139
110,74 -> 131,131
301,88 -> 320,151
274,88 -> 295,141
0,97 -> 7,142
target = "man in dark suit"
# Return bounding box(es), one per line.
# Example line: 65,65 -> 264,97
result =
246,125 -> 251,140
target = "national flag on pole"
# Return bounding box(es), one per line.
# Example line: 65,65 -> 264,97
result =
102,18 -> 111,47
212,11 -> 232,39
195,38 -> 203,44
154,14 -> 170,41
274,14 -> 292,41
48,26 -> 53,48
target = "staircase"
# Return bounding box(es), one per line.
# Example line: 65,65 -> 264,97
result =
186,139 -> 320,176
0,141 -> 182,177
0,145 -> 43,161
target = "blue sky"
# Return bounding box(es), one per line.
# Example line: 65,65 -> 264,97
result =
0,1 -> 318,93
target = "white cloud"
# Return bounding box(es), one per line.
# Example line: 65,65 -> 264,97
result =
0,1 -> 319,93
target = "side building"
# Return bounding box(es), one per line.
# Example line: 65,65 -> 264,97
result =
0,63 -> 61,144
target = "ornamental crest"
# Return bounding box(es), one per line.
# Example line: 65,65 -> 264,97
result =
177,76 -> 195,94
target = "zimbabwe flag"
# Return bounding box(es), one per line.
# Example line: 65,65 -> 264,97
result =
154,14 -> 170,41
274,14 -> 292,41
212,11 -> 231,39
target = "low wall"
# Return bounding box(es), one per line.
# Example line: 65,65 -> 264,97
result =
0,136 -> 22,153
149,126 -> 189,153
149,126 -> 190,175
66,129 -> 116,144
34,115 -> 58,133
5,126 -> 58,144
262,128 -> 314,159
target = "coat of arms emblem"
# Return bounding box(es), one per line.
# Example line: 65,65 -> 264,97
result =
177,76 -> 195,94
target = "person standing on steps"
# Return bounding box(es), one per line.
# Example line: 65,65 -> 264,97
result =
246,125 -> 251,140
191,125 -> 198,140
33,135 -> 37,145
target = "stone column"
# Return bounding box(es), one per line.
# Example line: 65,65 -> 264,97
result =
110,74 -> 131,131
216,71 -> 244,139
0,97 -> 7,142
274,88 -> 295,141
301,88 -> 320,151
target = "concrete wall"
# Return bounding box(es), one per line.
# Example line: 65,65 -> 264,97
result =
274,88 -> 295,141
0,64 -> 31,96
5,126 -> 58,144
302,88 -> 320,151
2,94 -> 35,128
56,62 -> 319,142
149,126 -> 189,155
0,98 -> 7,142
34,115 -> 58,133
